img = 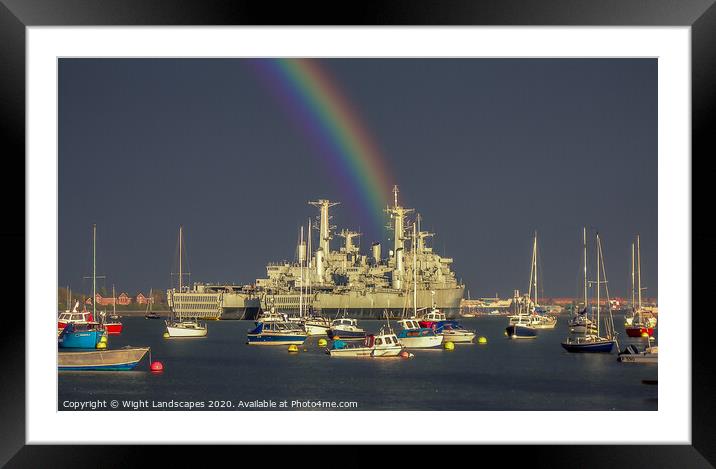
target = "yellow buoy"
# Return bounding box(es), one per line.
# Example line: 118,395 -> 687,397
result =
444,341 -> 455,350
504,331 -> 508,337
163,332 -> 170,338
478,336 -> 488,344
318,338 -> 328,347
288,344 -> 299,353
96,341 -> 107,349
641,332 -> 650,338
99,335 -> 108,343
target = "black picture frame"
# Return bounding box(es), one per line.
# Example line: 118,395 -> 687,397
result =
2,0 -> 712,465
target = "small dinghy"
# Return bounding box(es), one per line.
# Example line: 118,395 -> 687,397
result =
58,346 -> 150,371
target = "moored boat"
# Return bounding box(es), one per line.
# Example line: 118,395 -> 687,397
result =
303,315 -> 331,335
58,323 -> 105,349
247,321 -> 307,345
57,303 -> 94,331
327,317 -> 367,341
617,341 -> 658,363
58,346 -> 150,371
396,319 -> 443,349
436,320 -> 476,343
624,235 -> 656,338
327,327 -> 405,357
165,227 -> 209,338
560,229 -> 617,354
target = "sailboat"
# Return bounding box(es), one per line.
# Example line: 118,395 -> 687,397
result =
144,288 -> 161,319
526,232 -> 557,329
101,284 -> 123,335
624,235 -> 656,337
58,224 -> 105,349
165,226 -> 208,338
561,228 -> 617,353
505,289 -> 537,339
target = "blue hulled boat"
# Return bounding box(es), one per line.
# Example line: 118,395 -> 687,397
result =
561,335 -> 615,353
247,321 -> 307,345
58,323 -> 105,349
327,318 -> 367,341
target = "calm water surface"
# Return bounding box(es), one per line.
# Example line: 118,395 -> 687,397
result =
58,315 -> 657,411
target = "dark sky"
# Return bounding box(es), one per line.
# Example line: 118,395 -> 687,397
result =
59,58 -> 657,299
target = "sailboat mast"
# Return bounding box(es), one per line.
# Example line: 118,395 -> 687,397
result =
631,242 -> 635,309
413,222 -> 417,317
596,233 -> 601,337
637,234 -> 642,310
533,232 -> 538,308
93,224 -> 96,319
113,284 -> 116,317
299,226 -> 304,317
179,226 -> 183,292
583,227 -> 588,310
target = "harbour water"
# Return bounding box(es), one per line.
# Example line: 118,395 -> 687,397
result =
58,314 -> 657,411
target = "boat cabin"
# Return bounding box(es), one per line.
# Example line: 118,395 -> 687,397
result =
398,319 -> 421,330
332,318 -> 359,328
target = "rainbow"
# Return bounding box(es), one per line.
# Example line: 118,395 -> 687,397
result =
249,58 -> 394,238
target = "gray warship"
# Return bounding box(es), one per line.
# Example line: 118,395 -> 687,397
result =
167,186 -> 465,320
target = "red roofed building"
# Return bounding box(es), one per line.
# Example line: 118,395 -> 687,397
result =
117,292 -> 132,306
136,293 -> 154,305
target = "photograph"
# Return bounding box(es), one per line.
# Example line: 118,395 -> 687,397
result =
56,57 -> 658,412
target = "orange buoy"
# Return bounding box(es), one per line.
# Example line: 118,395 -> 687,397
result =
400,351 -> 410,359
150,361 -> 164,372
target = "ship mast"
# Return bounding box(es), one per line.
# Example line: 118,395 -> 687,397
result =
299,226 -> 304,317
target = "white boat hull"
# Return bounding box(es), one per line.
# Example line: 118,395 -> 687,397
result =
304,324 -> 330,335
166,325 -> 208,337
329,345 -> 403,357
618,354 -> 658,364
398,335 -> 444,349
441,331 -> 475,343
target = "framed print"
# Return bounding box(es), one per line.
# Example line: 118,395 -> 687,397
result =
2,0 -> 713,464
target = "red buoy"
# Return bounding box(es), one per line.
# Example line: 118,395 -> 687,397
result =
150,361 -> 164,372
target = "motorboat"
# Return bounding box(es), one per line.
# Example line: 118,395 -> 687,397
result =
327,328 -> 405,357
303,315 -> 332,335
246,321 -> 307,345
57,304 -> 95,332
617,340 -> 658,363
417,308 -> 447,329
58,322 -> 105,349
327,318 -> 366,341
436,320 -> 476,343
396,319 -> 444,349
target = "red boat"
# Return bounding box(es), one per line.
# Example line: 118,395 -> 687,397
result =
625,325 -> 654,338
103,321 -> 123,335
57,302 -> 95,331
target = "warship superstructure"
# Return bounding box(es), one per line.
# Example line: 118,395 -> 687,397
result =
168,187 -> 465,319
